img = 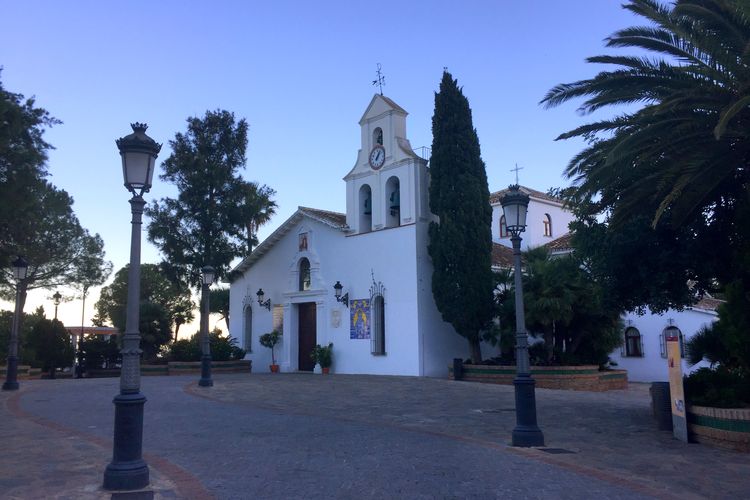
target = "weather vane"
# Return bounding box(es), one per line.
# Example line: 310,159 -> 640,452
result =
511,163 -> 524,185
372,63 -> 385,95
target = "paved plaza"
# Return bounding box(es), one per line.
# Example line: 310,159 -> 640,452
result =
1,373 -> 748,499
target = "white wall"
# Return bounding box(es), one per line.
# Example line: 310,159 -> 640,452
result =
611,307 -> 716,382
492,196 -> 575,250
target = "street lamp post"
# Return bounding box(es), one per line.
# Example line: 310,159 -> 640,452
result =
2,256 -> 29,391
199,265 -> 215,387
500,185 -> 545,447
52,291 -> 62,321
103,123 -> 161,491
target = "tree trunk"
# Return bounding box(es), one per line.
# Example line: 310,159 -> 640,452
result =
469,337 -> 482,364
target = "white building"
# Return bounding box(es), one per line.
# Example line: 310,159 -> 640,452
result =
229,94 -> 488,376
228,93 -> 719,382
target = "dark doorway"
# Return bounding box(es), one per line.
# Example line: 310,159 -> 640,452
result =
298,302 -> 317,371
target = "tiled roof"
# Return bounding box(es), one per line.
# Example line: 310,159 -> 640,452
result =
492,243 -> 514,268
544,233 -> 573,252
298,207 -> 347,228
489,185 -> 562,205
692,297 -> 723,312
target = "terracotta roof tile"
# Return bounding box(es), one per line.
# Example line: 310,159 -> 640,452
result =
492,243 -> 514,268
692,297 -> 723,312
489,185 -> 562,205
544,233 -> 573,252
298,207 -> 347,228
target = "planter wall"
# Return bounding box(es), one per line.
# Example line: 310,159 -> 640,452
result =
86,360 -> 252,378
687,405 -> 750,452
0,365 -> 32,379
449,364 -> 628,391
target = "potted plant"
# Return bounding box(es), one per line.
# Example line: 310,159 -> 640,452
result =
311,342 -> 334,374
259,330 -> 281,373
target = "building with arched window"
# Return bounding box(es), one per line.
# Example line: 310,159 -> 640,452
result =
229,94 -> 480,376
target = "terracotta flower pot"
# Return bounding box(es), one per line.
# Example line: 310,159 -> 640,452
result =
270,364 -> 279,373
321,367 -> 330,375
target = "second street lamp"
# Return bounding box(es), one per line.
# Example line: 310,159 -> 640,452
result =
3,256 -> 29,391
103,123 -> 161,491
52,291 -> 62,321
500,184 -> 545,447
199,265 -> 215,387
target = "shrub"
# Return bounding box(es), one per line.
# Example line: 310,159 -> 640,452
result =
167,330 -> 245,362
684,367 -> 750,408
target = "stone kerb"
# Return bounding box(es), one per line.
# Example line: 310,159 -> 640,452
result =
687,405 -> 750,452
449,364 -> 628,391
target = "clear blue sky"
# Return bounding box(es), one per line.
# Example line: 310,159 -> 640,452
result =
1,1 -> 641,329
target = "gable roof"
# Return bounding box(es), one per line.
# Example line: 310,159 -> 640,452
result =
358,94 -> 407,124
490,185 -> 562,205
491,243 -> 514,269
544,233 -> 574,255
230,206 -> 347,279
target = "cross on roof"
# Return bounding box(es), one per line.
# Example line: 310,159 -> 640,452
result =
511,163 -> 523,185
372,63 -> 385,95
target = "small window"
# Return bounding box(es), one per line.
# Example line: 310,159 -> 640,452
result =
371,295 -> 385,355
543,213 -> 552,237
624,327 -> 642,357
243,306 -> 253,351
499,215 -> 509,238
373,127 -> 383,146
299,258 -> 311,291
660,326 -> 685,358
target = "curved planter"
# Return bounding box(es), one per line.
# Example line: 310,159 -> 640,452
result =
449,364 -> 628,391
687,405 -> 750,452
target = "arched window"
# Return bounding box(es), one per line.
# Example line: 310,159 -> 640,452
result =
299,258 -> 311,291
359,184 -> 372,233
373,127 -> 383,146
543,213 -> 552,237
385,176 -> 400,228
243,306 -> 253,351
624,327 -> 642,357
660,325 -> 685,358
371,295 -> 385,355
499,215 -> 509,238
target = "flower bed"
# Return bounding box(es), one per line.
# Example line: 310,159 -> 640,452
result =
687,405 -> 750,452
449,364 -> 627,391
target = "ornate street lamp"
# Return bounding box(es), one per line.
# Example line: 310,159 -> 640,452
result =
500,185 -> 545,447
52,291 -> 62,321
103,123 -> 161,491
2,256 -> 29,391
333,281 -> 349,307
256,288 -> 271,310
199,265 -> 215,387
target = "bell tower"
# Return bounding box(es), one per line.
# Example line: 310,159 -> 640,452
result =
344,94 -> 429,234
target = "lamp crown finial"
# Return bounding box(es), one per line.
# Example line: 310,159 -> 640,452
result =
131,122 -> 148,132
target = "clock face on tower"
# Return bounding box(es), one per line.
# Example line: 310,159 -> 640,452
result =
369,145 -> 385,170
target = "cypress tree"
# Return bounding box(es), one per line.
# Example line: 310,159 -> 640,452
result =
428,71 -> 494,363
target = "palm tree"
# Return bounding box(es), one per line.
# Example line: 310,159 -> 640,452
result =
209,287 -> 230,330
241,181 -> 277,254
541,0 -> 750,228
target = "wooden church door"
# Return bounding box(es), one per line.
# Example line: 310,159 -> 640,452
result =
298,303 -> 317,371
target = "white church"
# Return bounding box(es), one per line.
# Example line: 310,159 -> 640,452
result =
228,94 -> 718,381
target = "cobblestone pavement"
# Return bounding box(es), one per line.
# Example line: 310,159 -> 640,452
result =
2,373 -> 748,499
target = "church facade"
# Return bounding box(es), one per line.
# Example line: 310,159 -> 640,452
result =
228,95 -> 481,376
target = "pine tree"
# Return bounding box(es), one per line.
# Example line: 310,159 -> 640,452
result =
428,71 -> 494,363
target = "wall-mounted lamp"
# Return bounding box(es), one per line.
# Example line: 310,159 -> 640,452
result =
333,281 -> 349,308
256,288 -> 271,310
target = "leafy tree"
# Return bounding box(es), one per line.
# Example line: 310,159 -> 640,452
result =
26,318 -> 73,377
94,263 -> 194,344
147,109 -> 275,289
138,302 -> 172,361
209,287 -> 230,330
428,71 -> 495,363
542,1 -> 750,347
0,72 -> 60,268
496,248 -> 623,366
81,334 -> 120,369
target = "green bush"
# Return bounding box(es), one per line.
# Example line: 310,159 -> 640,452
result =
684,367 -> 750,408
167,330 -> 245,362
